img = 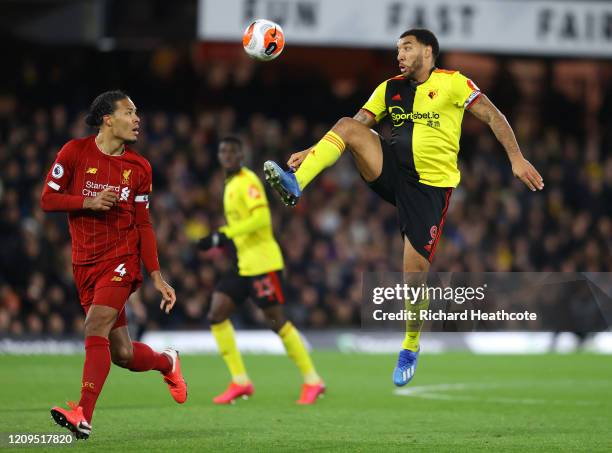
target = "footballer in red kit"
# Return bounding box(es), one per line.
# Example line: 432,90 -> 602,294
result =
43,135 -> 155,267
42,91 -> 187,439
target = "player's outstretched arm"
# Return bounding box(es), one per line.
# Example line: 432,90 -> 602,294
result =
134,191 -> 176,314
286,109 -> 377,169
152,270 -> 176,314
469,95 -> 544,192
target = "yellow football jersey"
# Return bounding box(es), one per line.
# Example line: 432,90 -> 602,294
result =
220,167 -> 284,276
362,68 -> 481,188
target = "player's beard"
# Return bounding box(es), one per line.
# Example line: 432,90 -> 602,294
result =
404,54 -> 424,81
124,138 -> 137,145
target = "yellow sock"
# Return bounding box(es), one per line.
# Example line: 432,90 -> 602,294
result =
402,297 -> 430,352
211,320 -> 250,385
278,322 -> 321,385
295,131 -> 345,190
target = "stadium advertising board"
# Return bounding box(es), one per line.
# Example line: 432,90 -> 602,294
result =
198,0 -> 612,57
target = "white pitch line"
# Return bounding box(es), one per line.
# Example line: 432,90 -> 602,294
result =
394,383 -> 597,406
395,383 -> 500,395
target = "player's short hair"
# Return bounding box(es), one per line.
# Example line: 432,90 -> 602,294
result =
85,90 -> 129,127
219,136 -> 243,150
399,29 -> 440,60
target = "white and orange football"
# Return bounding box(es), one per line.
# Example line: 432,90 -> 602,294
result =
242,19 -> 285,61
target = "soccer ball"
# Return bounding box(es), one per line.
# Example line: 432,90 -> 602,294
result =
242,19 -> 285,61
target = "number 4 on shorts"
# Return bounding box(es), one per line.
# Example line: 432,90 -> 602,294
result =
114,263 -> 127,277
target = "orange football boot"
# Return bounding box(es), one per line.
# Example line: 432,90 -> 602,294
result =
161,348 -> 188,404
213,382 -> 254,404
50,401 -> 92,439
296,382 -> 326,405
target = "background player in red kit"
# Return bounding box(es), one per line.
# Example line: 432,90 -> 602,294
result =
41,91 -> 187,439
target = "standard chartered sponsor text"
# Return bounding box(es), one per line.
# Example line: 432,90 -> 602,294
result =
82,180 -> 121,197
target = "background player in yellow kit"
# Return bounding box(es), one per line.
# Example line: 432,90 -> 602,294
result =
264,29 -> 544,386
198,137 -> 325,404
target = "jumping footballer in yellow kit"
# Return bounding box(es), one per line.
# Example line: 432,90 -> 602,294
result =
263,29 -> 544,386
198,136 -> 324,404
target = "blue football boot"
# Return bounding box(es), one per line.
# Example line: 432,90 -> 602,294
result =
393,348 -> 420,386
263,161 -> 301,206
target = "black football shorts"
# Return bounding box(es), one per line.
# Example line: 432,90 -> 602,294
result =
366,136 -> 452,262
215,270 -> 285,309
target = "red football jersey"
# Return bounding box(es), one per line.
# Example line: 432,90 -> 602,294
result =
42,135 -> 153,265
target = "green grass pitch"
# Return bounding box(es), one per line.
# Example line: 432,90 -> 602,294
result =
2,352 -> 611,452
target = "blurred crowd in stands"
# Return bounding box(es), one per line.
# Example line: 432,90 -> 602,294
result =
1,45 -> 610,336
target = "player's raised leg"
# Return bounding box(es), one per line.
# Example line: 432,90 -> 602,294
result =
108,315 -> 187,404
263,305 -> 325,404
393,239 -> 430,386
208,292 -> 254,404
264,115 -> 383,206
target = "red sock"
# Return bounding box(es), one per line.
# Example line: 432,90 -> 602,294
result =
79,336 -> 111,424
127,342 -> 172,374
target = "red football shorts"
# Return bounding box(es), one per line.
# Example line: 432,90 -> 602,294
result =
73,254 -> 143,329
